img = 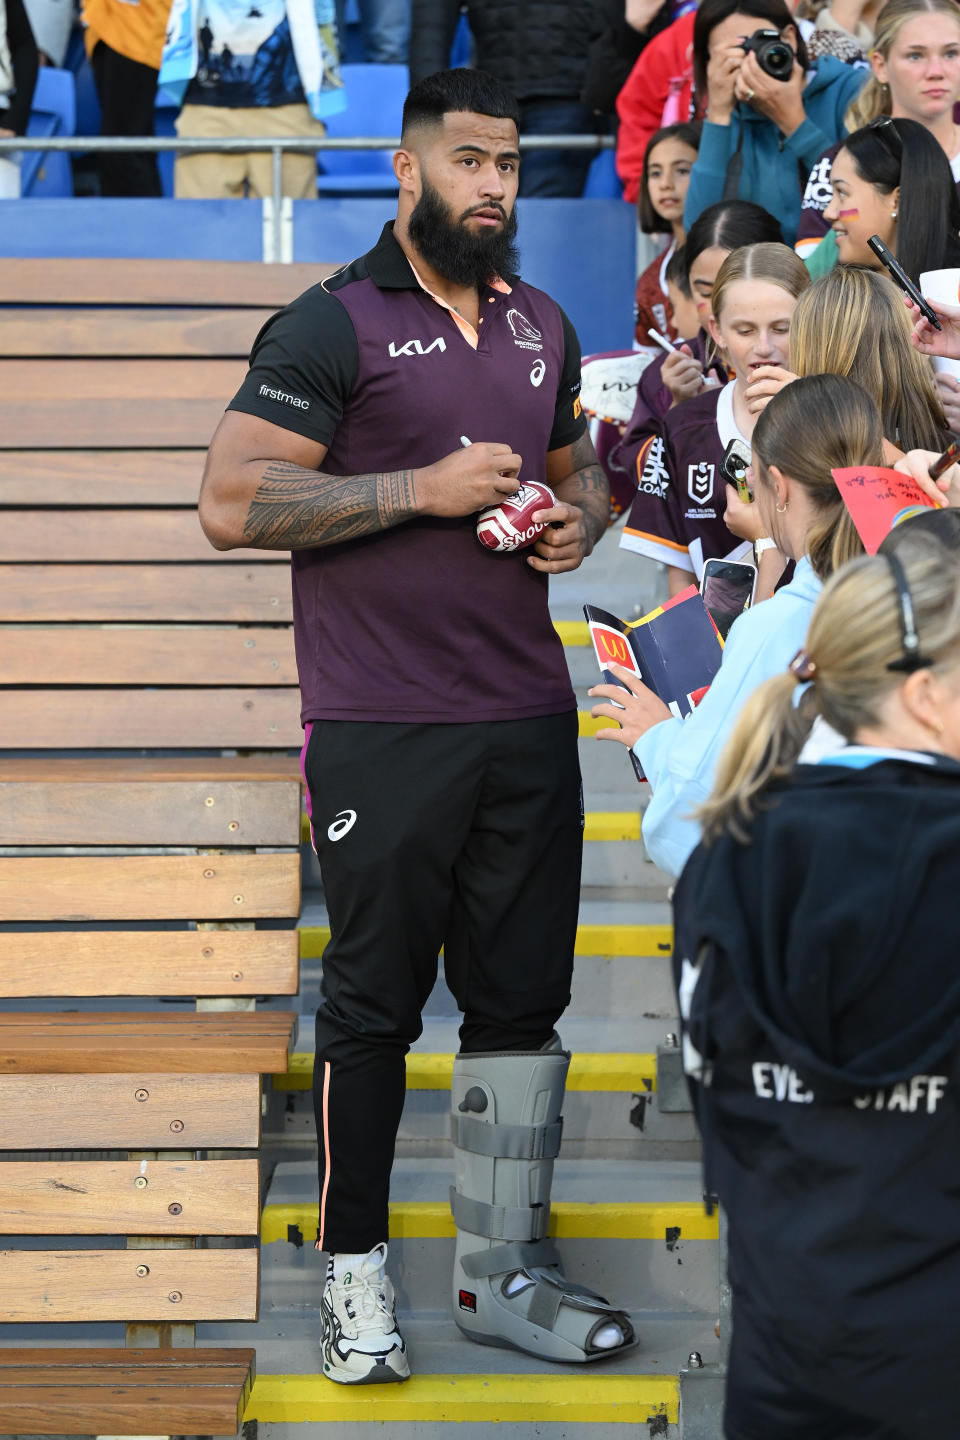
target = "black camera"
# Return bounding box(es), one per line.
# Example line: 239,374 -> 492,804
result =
741,28 -> 794,80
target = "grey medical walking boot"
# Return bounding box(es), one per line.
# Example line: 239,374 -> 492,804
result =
449,1034 -> 636,1363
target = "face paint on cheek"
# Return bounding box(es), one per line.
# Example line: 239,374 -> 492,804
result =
837,208 -> 860,219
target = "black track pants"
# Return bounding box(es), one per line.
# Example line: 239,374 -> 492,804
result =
302,714 -> 583,1254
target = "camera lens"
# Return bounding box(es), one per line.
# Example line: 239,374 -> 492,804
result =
762,40 -> 792,73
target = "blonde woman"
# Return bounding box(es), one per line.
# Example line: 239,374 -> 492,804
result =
593,372 -> 870,877
797,0 -> 960,256
674,521 -> 960,1439
740,265 -> 951,444
619,242 -> 809,595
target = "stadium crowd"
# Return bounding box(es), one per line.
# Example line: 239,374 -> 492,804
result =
5,2 -> 960,1434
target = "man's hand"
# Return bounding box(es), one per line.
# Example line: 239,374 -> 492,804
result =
744,364 -> 796,416
527,501 -> 590,573
735,46 -> 806,135
894,450 -> 960,507
663,345 -> 706,405
588,663 -> 672,746
415,442 -> 523,518
905,294 -> 960,360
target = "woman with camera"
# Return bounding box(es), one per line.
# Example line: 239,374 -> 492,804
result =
683,0 -> 866,243
675,516 -> 960,1439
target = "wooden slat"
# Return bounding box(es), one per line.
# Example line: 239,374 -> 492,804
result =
0,565 -> 292,621
0,853 -> 300,921
1,307 -> 275,357
0,511 -> 270,562
0,1159 -> 259,1234
0,450 -> 204,504
0,932 -> 299,997
0,256 -> 332,304
0,1074 -> 261,1150
0,754 -> 302,783
0,1347 -> 255,1436
0,690 -> 302,749
0,1347 -> 254,1436
0,1249 -> 259,1321
3,398 -> 230,447
0,627 -> 298,686
0,1012 -> 297,1075
0,359 -> 245,401
0,778 -> 302,846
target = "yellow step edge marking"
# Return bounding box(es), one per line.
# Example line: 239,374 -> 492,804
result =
274,1049 -> 657,1093
261,1199 -> 718,1245
246,1371 -> 678,1424
303,807 -> 641,845
299,922 -> 673,960
554,619 -> 590,646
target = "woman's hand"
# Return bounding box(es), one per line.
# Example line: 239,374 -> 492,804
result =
588,663 -> 672,747
934,372 -> 960,434
744,364 -> 797,416
663,344 -> 705,406
706,41 -> 745,124
894,450 -> 960,507
735,46 -> 806,136
905,294 -> 960,361
723,481 -> 767,541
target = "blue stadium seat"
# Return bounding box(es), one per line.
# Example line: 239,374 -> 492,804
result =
315,62 -> 405,197
23,67 -> 76,197
583,147 -> 623,200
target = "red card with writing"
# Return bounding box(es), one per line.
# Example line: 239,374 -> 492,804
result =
832,465 -> 939,555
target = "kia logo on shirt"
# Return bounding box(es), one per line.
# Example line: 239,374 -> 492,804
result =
388,337 -> 447,357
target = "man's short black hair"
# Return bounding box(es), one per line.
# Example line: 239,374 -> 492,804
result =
402,68 -> 521,140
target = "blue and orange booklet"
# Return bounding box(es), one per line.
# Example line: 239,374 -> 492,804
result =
584,586 -> 724,781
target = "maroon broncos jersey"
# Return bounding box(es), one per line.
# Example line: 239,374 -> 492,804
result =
619,381 -> 752,577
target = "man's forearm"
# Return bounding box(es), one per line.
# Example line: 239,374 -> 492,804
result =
554,436 -> 610,553
240,459 -> 418,549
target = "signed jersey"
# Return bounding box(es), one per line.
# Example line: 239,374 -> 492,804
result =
619,381 -> 752,577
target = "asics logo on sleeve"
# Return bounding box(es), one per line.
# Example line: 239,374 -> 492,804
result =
327,810 -> 357,841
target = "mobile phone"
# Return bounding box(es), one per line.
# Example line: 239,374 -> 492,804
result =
867,234 -> 943,330
700,557 -> 757,640
720,438 -> 753,503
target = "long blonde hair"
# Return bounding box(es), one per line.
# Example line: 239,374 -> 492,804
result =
789,267 -> 949,452
845,0 -> 960,131
751,372 -> 879,579
698,532 -> 960,842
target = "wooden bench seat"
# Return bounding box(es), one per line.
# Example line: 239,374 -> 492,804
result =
0,1348 -> 256,1436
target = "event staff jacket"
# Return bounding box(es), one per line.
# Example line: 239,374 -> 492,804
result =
672,752 -> 960,1431
227,221 -> 585,727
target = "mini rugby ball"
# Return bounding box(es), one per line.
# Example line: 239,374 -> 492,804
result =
476,482 -> 557,553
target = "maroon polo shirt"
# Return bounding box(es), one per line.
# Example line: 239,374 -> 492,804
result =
227,222 -> 586,726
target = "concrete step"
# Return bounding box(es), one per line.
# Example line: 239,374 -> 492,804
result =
263,1158 -> 717,1314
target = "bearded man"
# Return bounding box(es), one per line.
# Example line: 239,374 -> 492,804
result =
199,66 -> 632,1384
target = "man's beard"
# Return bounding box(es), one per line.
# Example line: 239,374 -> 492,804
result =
407,176 -> 519,289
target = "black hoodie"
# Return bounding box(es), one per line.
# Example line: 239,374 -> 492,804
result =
673,753 -> 960,1436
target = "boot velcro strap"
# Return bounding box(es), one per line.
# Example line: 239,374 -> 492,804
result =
451,1113 -> 563,1160
459,1237 -> 561,1281
449,1187 -> 549,1243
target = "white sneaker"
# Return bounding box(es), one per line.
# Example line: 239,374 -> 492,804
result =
321,1243 -> 410,1384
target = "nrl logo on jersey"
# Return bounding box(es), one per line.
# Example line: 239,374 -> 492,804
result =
506,308 -> 543,351
687,461 -> 715,505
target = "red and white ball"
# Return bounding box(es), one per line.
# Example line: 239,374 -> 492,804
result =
476,482 -> 557,553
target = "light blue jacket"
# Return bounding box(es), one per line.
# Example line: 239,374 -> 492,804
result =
682,56 -> 865,245
635,556 -> 821,877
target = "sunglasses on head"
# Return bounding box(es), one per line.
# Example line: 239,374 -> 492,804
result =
868,114 -> 903,159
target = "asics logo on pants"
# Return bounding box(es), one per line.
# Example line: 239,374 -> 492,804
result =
328,810 -> 357,841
